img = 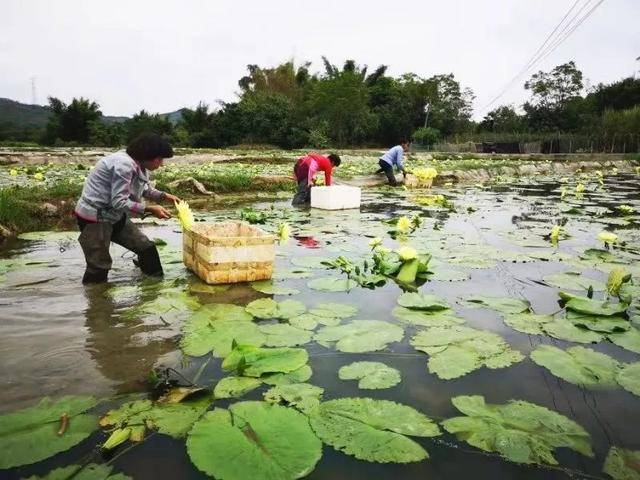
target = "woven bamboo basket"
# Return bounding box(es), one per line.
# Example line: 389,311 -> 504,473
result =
183,221 -> 276,284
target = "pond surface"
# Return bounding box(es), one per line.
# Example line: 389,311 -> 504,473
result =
1,174 -> 639,479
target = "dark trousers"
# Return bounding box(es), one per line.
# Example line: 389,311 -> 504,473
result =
77,215 -> 162,283
292,180 -> 311,206
378,159 -> 398,186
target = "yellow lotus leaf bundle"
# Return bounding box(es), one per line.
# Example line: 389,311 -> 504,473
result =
396,246 -> 418,261
397,216 -> 412,233
413,167 -> 438,181
606,267 -> 631,297
175,200 -> 194,231
550,225 -> 561,246
597,231 -> 618,246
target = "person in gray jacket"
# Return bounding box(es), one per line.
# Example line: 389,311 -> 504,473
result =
74,133 -> 180,283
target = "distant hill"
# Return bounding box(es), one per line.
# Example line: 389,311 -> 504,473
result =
0,98 -> 186,128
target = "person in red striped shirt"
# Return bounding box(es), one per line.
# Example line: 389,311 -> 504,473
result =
292,152 -> 341,206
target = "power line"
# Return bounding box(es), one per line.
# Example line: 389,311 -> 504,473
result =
479,0 -> 604,115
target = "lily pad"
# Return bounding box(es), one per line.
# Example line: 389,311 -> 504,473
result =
617,362 -> 640,397
442,395 -> 593,465
187,402 -> 322,480
567,311 -> 630,333
188,283 -> 231,294
24,464 -> 132,480
246,298 -> 306,320
250,281 -> 300,296
308,302 -> 358,319
0,395 -> 98,469
608,328 -> 640,354
503,313 -> 554,335
531,345 -> 620,388
393,307 -> 465,327
214,376 -> 262,399
397,292 -> 449,311
291,257 -> 331,269
426,269 -> 471,282
307,277 -> 358,292
561,293 -> 628,317
410,326 -> 524,379
543,272 -> 606,291
308,398 -> 441,463
314,320 -> 404,353
222,344 -> 309,378
262,365 -> 313,386
189,303 -> 253,325
603,446 -> 640,480
543,319 -> 604,344
465,295 -> 530,314
338,362 -> 401,389
258,323 -> 313,347
264,383 -> 324,413
181,319 -> 265,357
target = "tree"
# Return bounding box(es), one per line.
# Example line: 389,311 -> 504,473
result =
43,97 -> 102,144
588,77 -> 640,114
478,105 -> 525,132
124,110 -> 173,142
524,61 -> 583,108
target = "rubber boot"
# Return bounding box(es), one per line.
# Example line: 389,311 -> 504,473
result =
83,268 -> 109,284
137,246 -> 164,277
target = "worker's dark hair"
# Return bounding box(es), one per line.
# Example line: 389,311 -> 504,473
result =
399,138 -> 410,145
126,133 -> 174,162
328,153 -> 341,166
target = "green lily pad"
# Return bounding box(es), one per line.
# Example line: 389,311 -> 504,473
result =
188,283 -> 231,294
567,311 -> 630,333
307,277 -> 358,292
180,319 -> 265,357
24,464 -> 132,480
617,362 -> 640,397
309,398 -> 440,463
264,383 -> 324,413
291,257 -> 331,269
338,362 -> 401,389
18,231 -> 77,242
187,402 -> 322,480
314,320 -> 404,353
246,298 -> 306,320
0,395 -> 98,469
189,303 -> 253,325
250,281 -> 300,296
465,295 -> 530,314
288,314 -> 321,330
531,345 -> 620,388
442,395 -> 593,465
603,446 -> 640,480
543,272 -> 606,291
222,344 -> 309,377
308,302 -> 358,319
258,323 -> 313,347
262,365 -> 313,386
543,319 -> 605,344
393,307 -> 465,327
214,376 -> 262,399
561,292 -> 628,316
503,313 -> 554,335
410,326 -> 524,379
397,292 -> 449,311
608,327 -> 640,354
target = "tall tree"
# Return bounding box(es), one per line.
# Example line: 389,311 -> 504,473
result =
43,97 -> 102,144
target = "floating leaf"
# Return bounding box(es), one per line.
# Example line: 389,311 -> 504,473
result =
189,303 -> 254,324
188,283 -> 231,294
291,257 -> 331,269
0,396 -> 98,469
222,344 -> 309,377
103,428 -> 131,450
288,314 -> 321,330
187,402 -> 322,480
442,395 -> 593,465
24,463 -> 132,480
264,383 -> 324,413
314,320 -> 404,353
250,281 -> 300,296
567,311 -> 630,333
258,323 -> 313,347
543,319 -> 604,344
410,326 -> 524,379
608,328 -> 640,354
531,345 -> 620,388
214,376 -> 262,399
180,319 -> 264,357
393,307 -> 465,327
308,398 -> 441,463
561,292 -> 628,316
465,295 -> 530,314
338,362 -> 401,389
157,387 -> 206,405
307,277 -> 358,292
603,446 -> 640,480
397,292 -> 449,311
503,312 -> 553,335
246,298 -> 306,320
542,272 -> 606,291
607,267 -> 632,297
617,362 -> 640,397
308,302 -> 358,319
262,365 -> 313,386
426,269 -> 470,282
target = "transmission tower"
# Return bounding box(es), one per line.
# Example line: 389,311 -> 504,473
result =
30,77 -> 37,105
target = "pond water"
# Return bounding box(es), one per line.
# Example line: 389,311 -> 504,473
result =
1,174 -> 639,479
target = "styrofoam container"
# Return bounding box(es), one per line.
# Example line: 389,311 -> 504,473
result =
311,185 -> 361,210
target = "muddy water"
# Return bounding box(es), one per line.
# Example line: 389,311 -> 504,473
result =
1,174 -> 639,479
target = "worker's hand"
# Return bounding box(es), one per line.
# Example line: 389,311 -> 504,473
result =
146,205 -> 172,219
164,193 -> 181,203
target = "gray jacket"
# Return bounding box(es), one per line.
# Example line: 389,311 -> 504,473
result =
75,150 -> 165,223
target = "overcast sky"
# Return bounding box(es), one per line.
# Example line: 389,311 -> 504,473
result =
2,0 -> 638,119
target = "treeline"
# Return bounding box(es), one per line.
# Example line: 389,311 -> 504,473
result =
2,58 -> 639,149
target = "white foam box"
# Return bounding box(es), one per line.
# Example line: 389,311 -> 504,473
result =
311,185 -> 361,210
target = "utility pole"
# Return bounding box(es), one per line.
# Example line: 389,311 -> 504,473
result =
423,103 -> 431,129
